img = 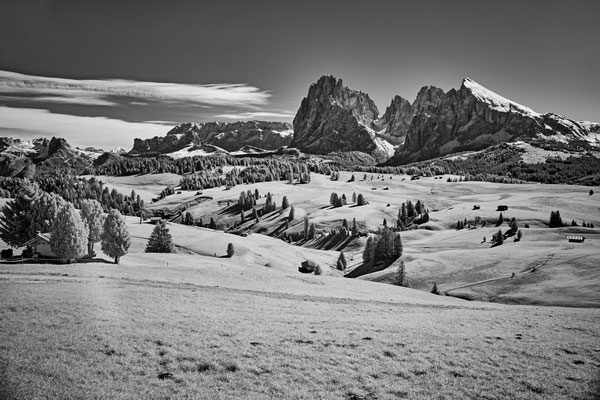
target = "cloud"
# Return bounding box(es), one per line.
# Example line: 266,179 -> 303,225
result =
0,69 -> 271,108
214,111 -> 296,119
0,94 -> 118,106
0,106 -> 168,149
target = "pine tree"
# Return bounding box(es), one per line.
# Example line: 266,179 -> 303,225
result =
549,210 -> 563,228
145,221 -> 174,253
0,181 -> 39,247
337,251 -> 347,270
288,206 -> 295,221
395,260 -> 406,286
281,196 -> 289,210
101,209 -> 131,264
227,242 -> 235,257
51,203 -> 88,261
356,193 -> 366,206
303,216 -> 309,238
209,217 -> 217,230
496,213 -> 504,227
495,229 -> 504,245
308,223 -> 316,239
352,192 -> 357,203
363,236 -> 374,265
80,199 -> 105,256
351,218 -> 358,237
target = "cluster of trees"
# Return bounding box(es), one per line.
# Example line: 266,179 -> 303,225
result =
549,210 -> 564,228
363,227 -> 403,268
397,200 -> 428,230
329,192 -> 347,207
0,183 -> 130,262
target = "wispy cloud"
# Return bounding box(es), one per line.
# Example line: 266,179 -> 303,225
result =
0,106 -> 167,149
214,111 -> 295,119
0,70 -> 271,108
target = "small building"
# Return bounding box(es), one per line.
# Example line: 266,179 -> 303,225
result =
22,233 -> 56,258
566,235 -> 585,243
497,205 -> 508,211
299,260 -> 317,273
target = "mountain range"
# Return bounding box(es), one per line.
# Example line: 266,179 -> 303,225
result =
291,75 -> 600,165
1,74 -> 598,177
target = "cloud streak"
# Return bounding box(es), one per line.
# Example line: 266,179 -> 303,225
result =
0,106 -> 169,149
0,70 -> 271,108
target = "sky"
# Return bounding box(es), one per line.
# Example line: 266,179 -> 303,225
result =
0,0 -> 599,150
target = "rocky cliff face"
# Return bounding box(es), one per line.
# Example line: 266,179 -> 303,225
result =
386,77 -> 600,165
129,121 -> 293,155
291,75 -> 393,158
378,95 -> 414,144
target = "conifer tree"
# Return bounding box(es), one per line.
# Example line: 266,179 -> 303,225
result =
495,229 -> 504,245
288,206 -> 295,221
80,199 -> 105,256
281,196 -> 289,210
145,221 -> 174,253
51,203 -> 88,261
356,193 -> 366,206
0,181 -> 39,247
395,259 -> 406,286
101,209 -> 131,264
351,218 -> 358,237
227,242 -> 235,257
363,236 -> 374,265
337,251 -> 347,270
352,192 -> 357,203
308,223 -> 316,239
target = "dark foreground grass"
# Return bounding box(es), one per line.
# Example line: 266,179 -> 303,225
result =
1,277 -> 599,399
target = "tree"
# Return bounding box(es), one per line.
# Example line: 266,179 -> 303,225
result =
337,251 -> 347,270
101,209 -> 131,264
209,217 -> 218,230
308,223 -> 316,239
227,242 -> 235,257
363,236 -> 374,265
516,230 -> 523,241
549,210 -> 563,228
352,192 -> 357,203
281,196 -> 289,210
80,199 -> 105,256
356,193 -> 366,206
0,181 -> 39,247
495,213 -> 504,227
29,192 -> 66,239
145,221 -> 174,253
395,260 -> 406,286
351,218 -> 358,237
431,283 -> 439,295
495,229 -> 504,245
303,216 -> 309,238
51,203 -> 88,261
288,206 -> 295,221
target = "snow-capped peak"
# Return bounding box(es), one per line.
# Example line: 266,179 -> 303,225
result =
462,77 -> 539,116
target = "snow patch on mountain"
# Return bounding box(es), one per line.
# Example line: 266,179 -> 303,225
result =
462,77 -> 539,116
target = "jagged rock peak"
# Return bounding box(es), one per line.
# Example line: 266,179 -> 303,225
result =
291,75 -> 393,159
304,75 -> 379,126
412,85 -> 445,112
380,95 -> 414,138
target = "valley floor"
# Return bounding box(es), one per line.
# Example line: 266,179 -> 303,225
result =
1,260 -> 599,400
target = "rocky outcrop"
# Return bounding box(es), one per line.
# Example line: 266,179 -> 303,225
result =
386,77 -> 600,165
129,121 -> 293,155
378,95 -> 414,145
291,75 -> 392,157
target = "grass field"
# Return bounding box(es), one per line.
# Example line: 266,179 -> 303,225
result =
1,257 -> 599,400
2,172 -> 599,399
88,171 -> 600,307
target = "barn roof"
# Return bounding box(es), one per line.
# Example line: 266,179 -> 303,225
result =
22,232 -> 51,247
